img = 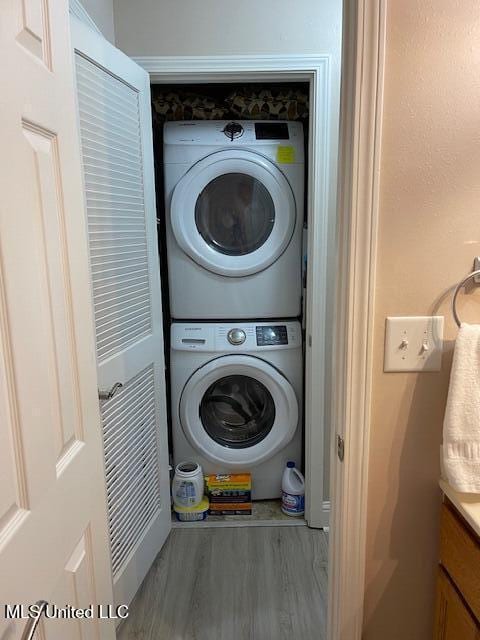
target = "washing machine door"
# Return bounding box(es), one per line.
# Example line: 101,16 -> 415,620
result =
180,355 -> 298,467
170,150 -> 296,277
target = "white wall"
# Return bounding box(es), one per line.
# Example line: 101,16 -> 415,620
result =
364,2 -> 480,637
81,0 -> 115,43
112,0 -> 341,57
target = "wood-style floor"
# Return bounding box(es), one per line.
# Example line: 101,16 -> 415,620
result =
117,526 -> 328,640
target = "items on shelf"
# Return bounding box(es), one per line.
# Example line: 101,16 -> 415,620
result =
152,86 -> 309,124
172,461 -> 204,508
173,496 -> 210,522
281,461 -> 305,517
206,473 -> 252,516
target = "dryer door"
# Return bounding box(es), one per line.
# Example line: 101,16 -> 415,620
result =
170,150 -> 296,277
180,355 -> 298,467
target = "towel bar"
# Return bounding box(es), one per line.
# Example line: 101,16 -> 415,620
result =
452,257 -> 480,327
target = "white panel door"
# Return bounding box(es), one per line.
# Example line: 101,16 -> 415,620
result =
0,1 -> 114,639
70,17 -> 171,607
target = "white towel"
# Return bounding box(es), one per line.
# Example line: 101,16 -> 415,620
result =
443,323 -> 480,493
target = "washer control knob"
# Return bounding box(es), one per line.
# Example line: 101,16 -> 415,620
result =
223,122 -> 244,140
227,328 -> 246,345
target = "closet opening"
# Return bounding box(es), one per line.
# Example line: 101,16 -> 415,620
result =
71,19 -> 338,636
149,80 -> 330,528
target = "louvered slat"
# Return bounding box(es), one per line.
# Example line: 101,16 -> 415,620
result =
75,53 -> 152,362
76,51 -> 162,580
96,317 -> 151,355
111,496 -> 158,574
100,365 -> 161,577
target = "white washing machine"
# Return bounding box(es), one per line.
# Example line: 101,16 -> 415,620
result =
164,120 -> 304,319
170,321 -> 303,499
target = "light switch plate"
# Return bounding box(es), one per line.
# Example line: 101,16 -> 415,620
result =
384,316 -> 444,372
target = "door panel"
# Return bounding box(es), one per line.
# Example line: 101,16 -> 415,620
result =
0,1 -> 114,638
45,529 -> 101,640
75,52 -> 153,363
16,0 -> 53,66
71,16 -> 171,607
21,123 -> 84,473
101,365 -> 160,577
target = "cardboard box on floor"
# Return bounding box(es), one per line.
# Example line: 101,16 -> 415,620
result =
205,473 -> 252,516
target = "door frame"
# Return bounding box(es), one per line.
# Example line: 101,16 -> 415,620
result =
134,54 -> 335,531
133,9 -> 387,632
328,1 -> 386,638
71,0 -> 387,637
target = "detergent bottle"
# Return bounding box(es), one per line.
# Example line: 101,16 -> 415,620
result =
281,461 -> 305,516
172,461 -> 204,508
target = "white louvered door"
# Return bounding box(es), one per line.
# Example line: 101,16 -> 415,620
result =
70,16 -> 171,607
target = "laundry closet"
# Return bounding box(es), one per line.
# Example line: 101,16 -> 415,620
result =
71,14 -> 333,612
150,83 -> 309,514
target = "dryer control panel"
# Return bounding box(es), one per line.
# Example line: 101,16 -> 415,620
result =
172,321 -> 302,352
254,123 -> 289,140
164,120 -> 303,151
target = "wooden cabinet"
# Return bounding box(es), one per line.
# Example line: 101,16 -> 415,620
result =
434,501 -> 480,639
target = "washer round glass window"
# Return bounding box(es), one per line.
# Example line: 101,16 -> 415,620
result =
200,375 -> 276,448
195,173 -> 275,256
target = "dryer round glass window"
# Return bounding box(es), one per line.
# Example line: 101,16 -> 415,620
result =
199,374 -> 276,448
195,173 -> 275,256
170,150 -> 296,277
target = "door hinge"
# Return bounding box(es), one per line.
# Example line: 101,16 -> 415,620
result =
337,434 -> 345,462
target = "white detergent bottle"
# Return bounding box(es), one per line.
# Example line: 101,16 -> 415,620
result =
281,461 -> 305,516
172,461 -> 204,508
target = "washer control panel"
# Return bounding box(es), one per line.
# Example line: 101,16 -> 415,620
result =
172,322 -> 301,352
255,325 -> 288,346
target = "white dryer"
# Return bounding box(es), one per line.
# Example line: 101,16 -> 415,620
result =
170,321 -> 303,499
164,121 -> 304,319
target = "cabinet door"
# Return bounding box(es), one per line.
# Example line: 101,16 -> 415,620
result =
435,568 -> 480,640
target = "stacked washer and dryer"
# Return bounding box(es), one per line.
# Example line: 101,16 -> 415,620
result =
164,120 -> 305,500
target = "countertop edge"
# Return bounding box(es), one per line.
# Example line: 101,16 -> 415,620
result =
440,479 -> 480,538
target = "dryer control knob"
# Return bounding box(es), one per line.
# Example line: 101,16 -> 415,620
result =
223,122 -> 244,140
227,328 -> 246,345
